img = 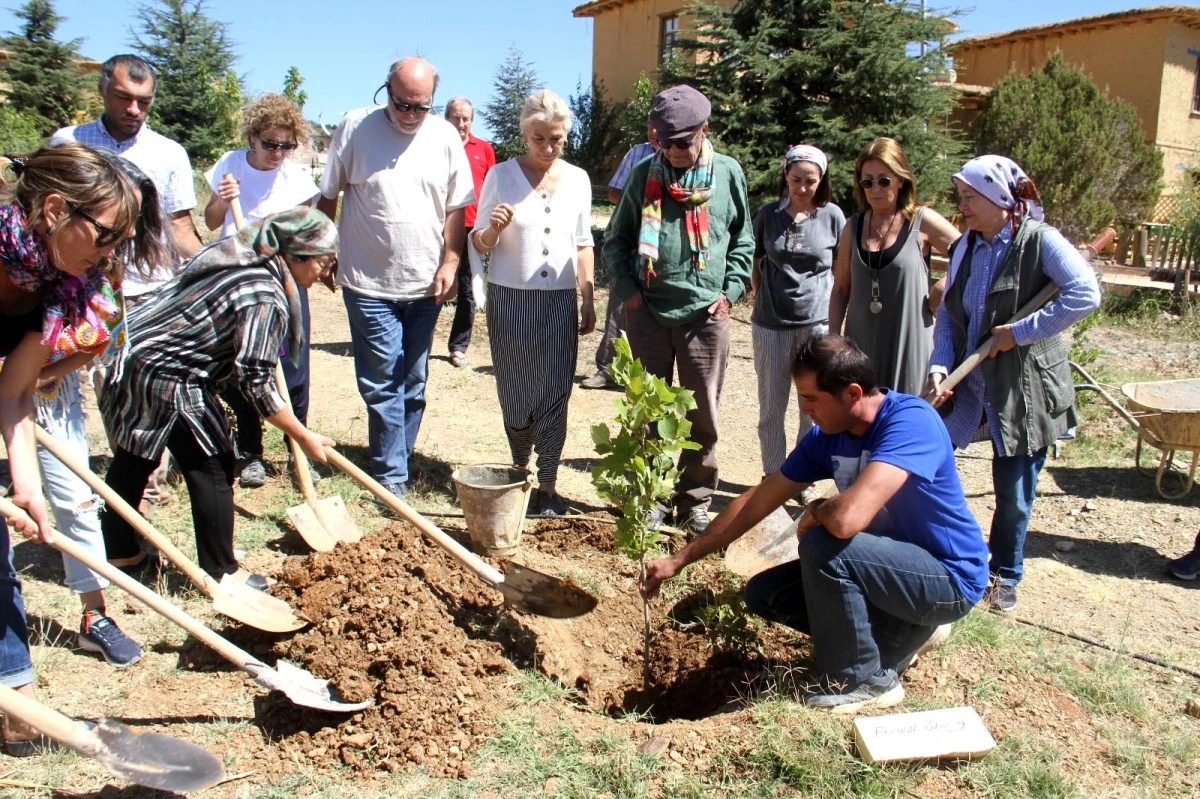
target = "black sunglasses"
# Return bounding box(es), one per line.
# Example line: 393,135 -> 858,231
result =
259,138 -> 299,152
859,176 -> 894,189
69,203 -> 126,247
656,132 -> 700,150
385,87 -> 432,115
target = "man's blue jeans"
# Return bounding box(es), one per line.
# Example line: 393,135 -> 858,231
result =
0,518 -> 33,689
989,447 -> 1048,587
343,289 -> 442,488
744,527 -> 975,686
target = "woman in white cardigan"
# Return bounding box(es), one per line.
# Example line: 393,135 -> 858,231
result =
469,90 -> 596,516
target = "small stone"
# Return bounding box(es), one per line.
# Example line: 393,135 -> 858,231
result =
1070,508 -> 1081,516
638,737 -> 670,757
1173,676 -> 1184,685
1083,500 -> 1098,512
1186,698 -> 1200,719
1055,540 -> 1075,553
544,777 -> 564,794
343,732 -> 372,748
668,749 -> 687,764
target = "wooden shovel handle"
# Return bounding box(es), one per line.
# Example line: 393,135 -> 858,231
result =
228,188 -> 245,229
0,496 -> 257,670
33,426 -> 220,598
275,363 -> 319,506
0,684 -> 100,756
323,446 -> 506,585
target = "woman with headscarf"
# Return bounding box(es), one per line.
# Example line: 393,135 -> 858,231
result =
751,144 -> 845,480
926,155 -> 1100,613
100,208 -> 339,590
829,137 -> 960,396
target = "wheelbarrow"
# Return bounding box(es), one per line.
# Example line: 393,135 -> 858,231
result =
1072,363 -> 1200,499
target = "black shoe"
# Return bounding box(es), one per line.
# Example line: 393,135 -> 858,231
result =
78,613 -> 143,668
238,457 -> 267,488
804,669 -> 905,714
987,582 -> 1018,612
531,491 -> 567,518
679,506 -> 711,537
1167,550 -> 1200,581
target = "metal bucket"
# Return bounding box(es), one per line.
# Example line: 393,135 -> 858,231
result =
451,464 -> 534,557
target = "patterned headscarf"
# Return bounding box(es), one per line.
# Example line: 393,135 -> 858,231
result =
952,155 -> 1044,229
784,144 -> 827,177
184,207 -> 338,355
638,138 -> 715,282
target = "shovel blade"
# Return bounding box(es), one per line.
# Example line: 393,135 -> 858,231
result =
286,503 -> 340,552
93,718 -> 226,793
213,577 -> 308,633
725,506 -> 799,577
314,495 -> 362,544
499,561 -> 598,618
253,660 -> 375,713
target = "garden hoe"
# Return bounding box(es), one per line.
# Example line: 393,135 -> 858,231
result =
325,446 -> 598,618
34,426 -> 307,633
276,363 -> 360,551
0,497 -> 374,714
0,683 -> 226,793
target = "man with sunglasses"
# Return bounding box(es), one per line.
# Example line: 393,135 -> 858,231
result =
602,85 -> 754,536
317,57 -> 474,499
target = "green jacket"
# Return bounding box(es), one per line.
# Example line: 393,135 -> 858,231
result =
602,153 -> 754,327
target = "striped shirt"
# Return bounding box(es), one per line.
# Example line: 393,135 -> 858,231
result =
608,142 -> 655,192
100,258 -> 289,459
929,225 -> 1100,449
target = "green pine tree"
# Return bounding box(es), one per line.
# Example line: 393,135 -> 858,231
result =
282,65 -> 307,110
664,0 -> 965,210
618,73 -> 656,153
482,47 -> 542,163
973,52 -> 1162,241
0,0 -> 88,135
565,79 -> 623,185
132,0 -> 243,165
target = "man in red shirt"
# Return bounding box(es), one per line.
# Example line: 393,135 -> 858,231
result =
445,97 -> 496,367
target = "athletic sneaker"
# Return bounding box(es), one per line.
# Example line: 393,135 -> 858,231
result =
530,491 -> 567,517
238,457 -> 267,488
894,623 -> 953,675
643,506 -> 668,531
78,613 -> 142,668
804,669 -> 905,713
986,582 -> 1018,612
679,506 -> 711,537
580,368 -> 612,389
1167,549 -> 1199,581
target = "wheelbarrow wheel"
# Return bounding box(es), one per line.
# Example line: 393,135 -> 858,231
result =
1154,447 -> 1199,500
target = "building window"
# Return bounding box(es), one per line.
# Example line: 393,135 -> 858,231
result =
660,14 -> 680,64
1194,57 -> 1200,114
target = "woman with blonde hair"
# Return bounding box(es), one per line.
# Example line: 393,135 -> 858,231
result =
204,94 -> 322,488
469,90 -> 596,516
829,137 -> 959,396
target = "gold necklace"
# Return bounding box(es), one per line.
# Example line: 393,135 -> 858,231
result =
866,209 -> 900,315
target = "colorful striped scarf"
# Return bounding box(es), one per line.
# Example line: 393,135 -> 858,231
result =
638,138 -> 714,282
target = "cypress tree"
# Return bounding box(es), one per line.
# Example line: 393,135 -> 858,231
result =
1,0 -> 88,135
482,47 -> 542,163
665,0 -> 965,210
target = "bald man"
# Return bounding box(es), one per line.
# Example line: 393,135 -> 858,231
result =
318,57 -> 475,498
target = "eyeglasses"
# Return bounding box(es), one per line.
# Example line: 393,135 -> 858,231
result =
386,88 -> 432,115
259,138 -> 299,152
69,203 -> 127,248
319,256 -> 338,278
859,176 -> 894,189
656,135 -> 699,150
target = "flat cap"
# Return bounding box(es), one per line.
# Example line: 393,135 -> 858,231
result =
649,85 -> 711,139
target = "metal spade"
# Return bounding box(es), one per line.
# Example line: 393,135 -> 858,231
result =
0,685 -> 226,793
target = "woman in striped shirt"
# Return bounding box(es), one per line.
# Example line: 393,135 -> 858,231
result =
100,208 -> 338,590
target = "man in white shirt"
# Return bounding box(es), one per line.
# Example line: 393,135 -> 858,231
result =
317,57 -> 474,497
51,53 -> 203,299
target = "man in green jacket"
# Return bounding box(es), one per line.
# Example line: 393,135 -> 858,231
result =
602,85 -> 754,535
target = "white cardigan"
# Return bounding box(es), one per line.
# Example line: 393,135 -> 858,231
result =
468,159 -> 594,305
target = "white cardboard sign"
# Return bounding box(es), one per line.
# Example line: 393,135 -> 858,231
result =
853,706 -> 996,764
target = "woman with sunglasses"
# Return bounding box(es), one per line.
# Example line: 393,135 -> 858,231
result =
0,142 -> 140,753
204,94 -> 322,489
829,137 -> 959,396
751,144 -> 845,480
100,208 -> 338,591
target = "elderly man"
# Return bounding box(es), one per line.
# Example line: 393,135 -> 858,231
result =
443,97 -> 496,368
643,335 -> 988,712
317,57 -> 474,498
602,85 -> 753,535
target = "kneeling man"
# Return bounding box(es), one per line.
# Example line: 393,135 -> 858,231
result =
642,334 -> 988,712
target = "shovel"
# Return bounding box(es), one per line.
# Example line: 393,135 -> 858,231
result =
324,447 -> 598,618
0,497 -> 374,714
0,684 -> 225,792
34,426 -> 307,633
276,364 -> 360,550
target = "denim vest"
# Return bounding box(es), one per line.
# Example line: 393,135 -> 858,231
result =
942,219 -> 1076,457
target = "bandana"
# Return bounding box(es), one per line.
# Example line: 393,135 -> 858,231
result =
182,207 -> 338,356
638,138 -> 714,282
0,202 -> 120,347
947,155 -> 1046,286
784,144 -> 827,177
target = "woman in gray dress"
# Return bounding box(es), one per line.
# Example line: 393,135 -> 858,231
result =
828,137 -> 958,396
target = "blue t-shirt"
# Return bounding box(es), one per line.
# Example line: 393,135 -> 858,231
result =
780,390 -> 988,603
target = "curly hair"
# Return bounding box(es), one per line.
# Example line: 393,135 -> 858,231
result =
240,93 -> 309,145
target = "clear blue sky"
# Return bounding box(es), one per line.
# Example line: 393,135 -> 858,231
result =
0,1 -> 1160,138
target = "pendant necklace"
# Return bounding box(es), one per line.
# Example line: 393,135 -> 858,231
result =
866,209 -> 899,314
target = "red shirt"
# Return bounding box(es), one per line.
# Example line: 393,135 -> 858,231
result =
462,133 -> 496,228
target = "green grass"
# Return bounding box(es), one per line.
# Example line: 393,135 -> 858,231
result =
960,734 -> 1078,798
1055,652 -> 1149,722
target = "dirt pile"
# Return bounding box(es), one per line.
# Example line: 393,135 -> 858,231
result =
263,523 -> 518,776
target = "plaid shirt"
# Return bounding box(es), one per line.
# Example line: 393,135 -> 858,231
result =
51,119 -> 196,295
607,142 -> 655,192
930,225 -> 1101,450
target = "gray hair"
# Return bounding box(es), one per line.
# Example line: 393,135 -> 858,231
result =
99,54 -> 155,93
387,56 -> 440,95
444,97 -> 473,118
519,90 -> 571,134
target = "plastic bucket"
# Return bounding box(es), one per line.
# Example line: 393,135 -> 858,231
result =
451,464 -> 535,557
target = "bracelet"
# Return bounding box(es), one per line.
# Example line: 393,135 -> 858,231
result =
475,230 -> 497,252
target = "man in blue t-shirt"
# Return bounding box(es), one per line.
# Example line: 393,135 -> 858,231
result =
642,334 -> 988,713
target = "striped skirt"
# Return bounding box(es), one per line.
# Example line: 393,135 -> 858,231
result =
486,283 -> 579,484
